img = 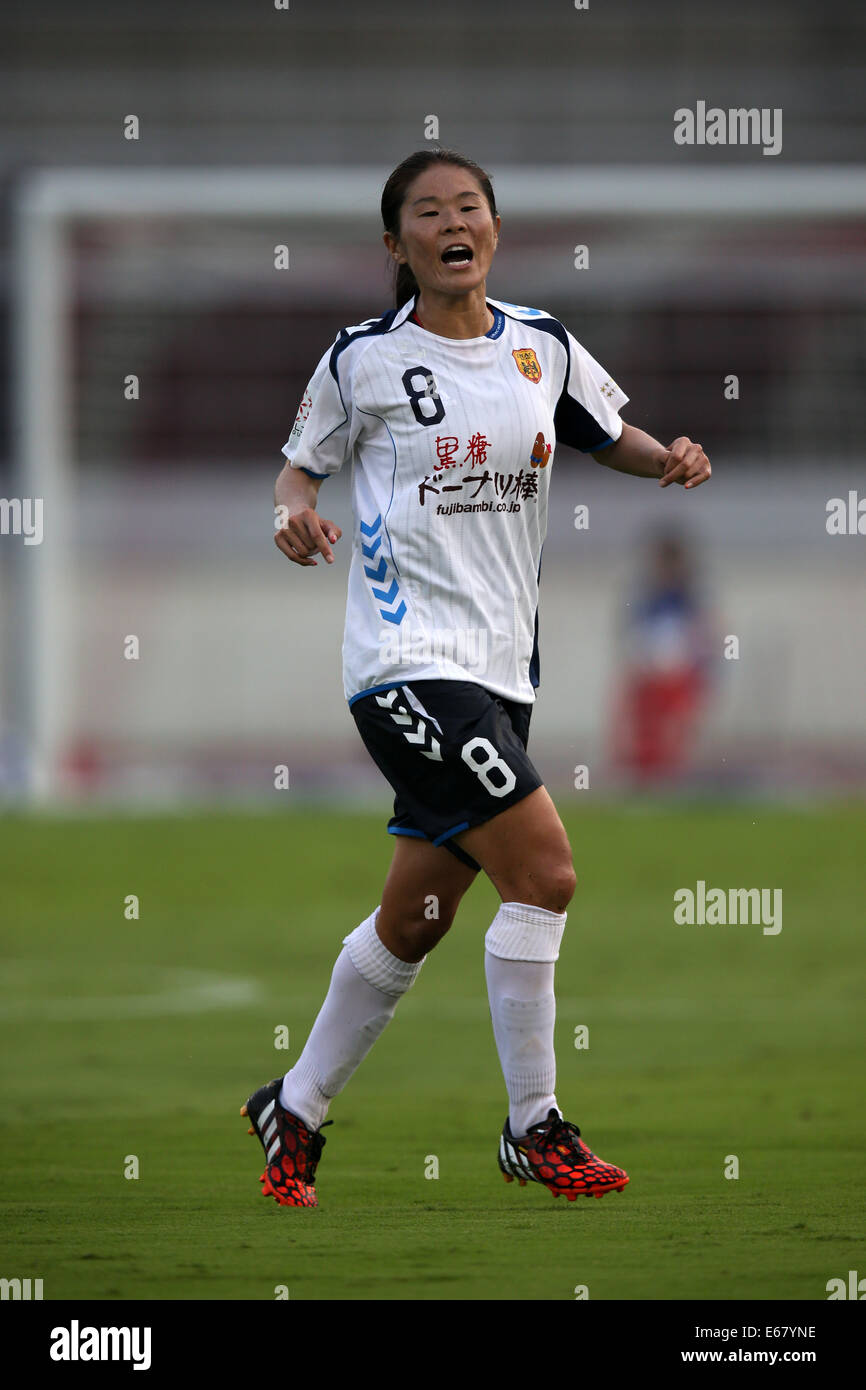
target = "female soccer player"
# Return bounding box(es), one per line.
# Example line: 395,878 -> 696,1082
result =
242,149 -> 711,1208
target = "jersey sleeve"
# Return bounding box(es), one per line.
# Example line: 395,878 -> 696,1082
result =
553,327 -> 629,453
282,337 -> 353,479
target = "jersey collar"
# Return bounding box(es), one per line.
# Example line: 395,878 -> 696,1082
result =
394,294 -> 504,340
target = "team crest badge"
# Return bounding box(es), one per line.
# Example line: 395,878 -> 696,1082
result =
512,348 -> 542,384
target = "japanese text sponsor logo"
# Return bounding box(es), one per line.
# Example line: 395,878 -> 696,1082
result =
419,432 -> 550,510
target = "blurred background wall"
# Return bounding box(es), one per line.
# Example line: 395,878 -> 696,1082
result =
0,0 -> 863,803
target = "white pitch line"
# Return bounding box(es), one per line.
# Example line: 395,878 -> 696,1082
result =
0,966 -> 263,1021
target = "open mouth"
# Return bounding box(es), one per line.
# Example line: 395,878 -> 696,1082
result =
441,245 -> 474,265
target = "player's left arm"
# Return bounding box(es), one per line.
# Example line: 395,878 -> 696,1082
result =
592,422 -> 711,489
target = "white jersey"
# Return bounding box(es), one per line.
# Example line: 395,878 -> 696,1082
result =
282,294 -> 628,706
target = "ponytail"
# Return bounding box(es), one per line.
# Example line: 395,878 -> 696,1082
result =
394,261 -> 420,310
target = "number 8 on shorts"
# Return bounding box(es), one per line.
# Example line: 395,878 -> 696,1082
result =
461,737 -> 517,798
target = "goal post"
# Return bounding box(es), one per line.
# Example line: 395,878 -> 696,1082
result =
11,165 -> 866,802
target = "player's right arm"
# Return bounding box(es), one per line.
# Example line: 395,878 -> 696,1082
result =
275,329 -> 356,565
274,461 -> 342,566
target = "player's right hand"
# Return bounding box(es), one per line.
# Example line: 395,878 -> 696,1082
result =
274,507 -> 342,566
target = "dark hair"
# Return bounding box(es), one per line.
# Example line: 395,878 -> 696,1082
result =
381,149 -> 498,309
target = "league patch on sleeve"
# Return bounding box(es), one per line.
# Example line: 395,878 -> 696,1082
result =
595,374 -> 628,413
289,390 -> 313,446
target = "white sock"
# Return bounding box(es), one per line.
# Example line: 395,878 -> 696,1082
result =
279,907 -> 423,1131
484,901 -> 567,1139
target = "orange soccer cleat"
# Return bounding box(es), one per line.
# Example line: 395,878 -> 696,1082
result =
498,1109 -> 629,1202
241,1077 -> 331,1208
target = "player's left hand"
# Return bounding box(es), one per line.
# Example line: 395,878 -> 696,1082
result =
658,437 -> 711,489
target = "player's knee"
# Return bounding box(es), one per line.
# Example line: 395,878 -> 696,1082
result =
382,899 -> 459,962
539,860 -> 577,913
391,919 -> 452,962
504,857 -> 576,914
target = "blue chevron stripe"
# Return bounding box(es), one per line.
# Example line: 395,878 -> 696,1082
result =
364,556 -> 388,583
371,578 -> 399,604
360,511 -> 403,622
379,601 -> 407,625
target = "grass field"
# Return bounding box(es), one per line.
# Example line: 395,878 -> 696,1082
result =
1,804 -> 863,1301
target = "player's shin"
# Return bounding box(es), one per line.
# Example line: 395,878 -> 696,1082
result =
279,906 -> 424,1130
484,901 -> 566,1139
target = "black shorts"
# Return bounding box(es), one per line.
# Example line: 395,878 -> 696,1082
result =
350,679 -> 543,872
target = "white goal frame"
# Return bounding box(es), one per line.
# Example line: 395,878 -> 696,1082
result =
12,164 -> 866,800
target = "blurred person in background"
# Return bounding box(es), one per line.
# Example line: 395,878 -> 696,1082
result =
608,530 -> 715,783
